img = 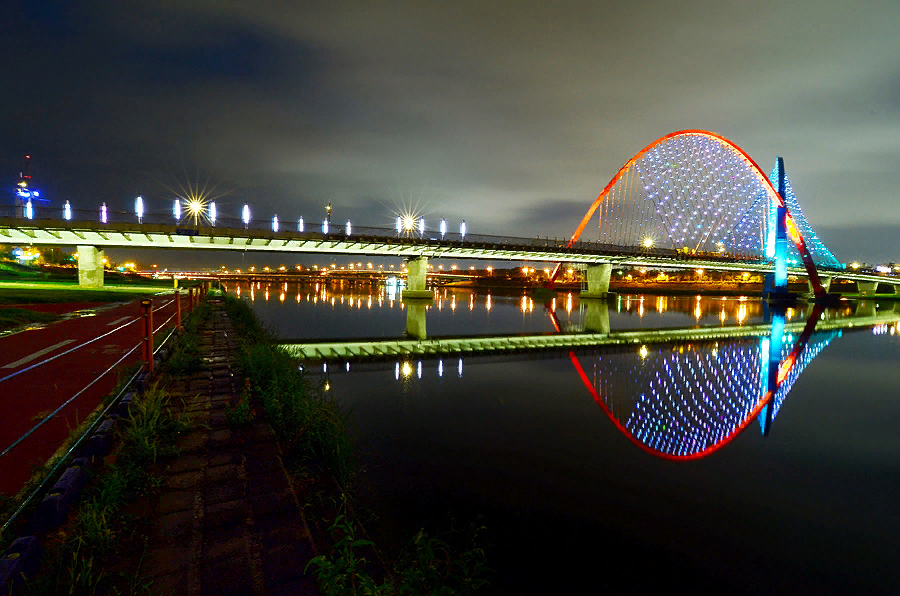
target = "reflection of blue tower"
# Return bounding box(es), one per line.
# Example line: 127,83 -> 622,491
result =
759,327 -> 840,435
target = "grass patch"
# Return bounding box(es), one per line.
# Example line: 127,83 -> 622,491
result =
20,383 -> 191,595
0,280 -> 179,305
0,307 -> 59,331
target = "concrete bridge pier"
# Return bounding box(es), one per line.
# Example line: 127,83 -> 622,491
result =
807,276 -> 833,299
404,300 -> 428,339
857,281 -> 879,297
582,298 -> 610,334
402,256 -> 434,300
580,263 -> 613,298
77,245 -> 105,288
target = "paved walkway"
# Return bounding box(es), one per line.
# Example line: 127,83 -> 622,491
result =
140,301 -> 320,595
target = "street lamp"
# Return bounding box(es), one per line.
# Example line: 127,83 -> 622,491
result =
100,202 -> 108,224
174,198 -> 181,221
418,217 -> 425,236
396,216 -> 402,235
323,219 -> 329,234
460,220 -> 467,240
63,200 -> 72,221
242,204 -> 250,229
272,214 -> 279,232
298,215 -> 304,232
346,220 -> 352,235
440,218 -> 447,239
135,195 -> 144,223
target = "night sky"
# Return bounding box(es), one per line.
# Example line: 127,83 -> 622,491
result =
3,0 -> 899,265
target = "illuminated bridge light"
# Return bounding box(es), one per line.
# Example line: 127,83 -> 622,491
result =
460,220 -> 467,240
25,200 -> 33,220
273,215 -> 279,232
242,204 -> 251,228
298,216 -> 304,232
63,200 -> 72,221
100,202 -> 108,224
209,201 -> 217,226
174,198 -> 182,220
135,195 -> 144,223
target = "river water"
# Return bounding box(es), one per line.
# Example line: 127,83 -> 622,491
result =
232,280 -> 900,595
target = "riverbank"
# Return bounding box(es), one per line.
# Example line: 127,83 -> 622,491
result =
3,292 -> 489,595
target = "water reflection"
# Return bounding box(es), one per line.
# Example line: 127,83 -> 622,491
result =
226,280 -> 783,332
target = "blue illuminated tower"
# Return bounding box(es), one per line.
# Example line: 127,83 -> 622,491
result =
12,155 -> 50,218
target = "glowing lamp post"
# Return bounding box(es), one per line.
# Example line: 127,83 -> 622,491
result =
135,196 -> 144,223
100,202 -> 108,224
396,216 -> 402,235
418,218 -> 425,236
460,220 -> 467,240
242,204 -> 250,229
272,214 -> 279,232
25,199 -> 33,220
174,198 -> 181,221
323,219 -> 329,234
440,218 -> 447,239
345,220 -> 352,236
298,215 -> 304,232
209,201 -> 217,226
63,200 -> 72,221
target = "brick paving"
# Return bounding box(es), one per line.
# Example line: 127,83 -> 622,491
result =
141,302 -> 320,596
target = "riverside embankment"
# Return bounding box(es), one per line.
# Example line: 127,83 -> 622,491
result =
3,291 -> 488,595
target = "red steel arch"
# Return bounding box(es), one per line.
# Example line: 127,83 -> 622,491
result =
550,130 -> 823,295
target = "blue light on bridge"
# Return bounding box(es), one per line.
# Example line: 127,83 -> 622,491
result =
174,198 -> 181,220
209,201 -> 217,226
135,195 -> 144,223
418,218 -> 425,236
25,200 -> 33,219
396,216 -> 402,235
100,202 -> 108,224
273,215 -> 279,232
298,216 -> 304,232
323,219 -> 329,234
440,218 -> 447,239
242,204 -> 250,228
460,220 -> 467,240
63,200 -> 71,221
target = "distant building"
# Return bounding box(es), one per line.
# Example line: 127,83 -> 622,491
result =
9,155 -> 50,218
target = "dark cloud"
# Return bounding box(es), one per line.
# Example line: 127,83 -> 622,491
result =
3,0 -> 900,264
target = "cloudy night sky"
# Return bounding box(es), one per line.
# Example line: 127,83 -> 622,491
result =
3,0 -> 899,266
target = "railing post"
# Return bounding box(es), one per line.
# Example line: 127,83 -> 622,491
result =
175,289 -> 182,332
140,299 -> 154,373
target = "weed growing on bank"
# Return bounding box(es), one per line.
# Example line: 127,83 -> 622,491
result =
307,515 -> 490,596
223,295 -> 354,487
22,384 -> 191,595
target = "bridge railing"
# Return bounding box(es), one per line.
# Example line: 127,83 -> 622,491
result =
1,205 -> 779,265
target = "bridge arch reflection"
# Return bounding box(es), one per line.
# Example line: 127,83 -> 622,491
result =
566,304 -> 833,460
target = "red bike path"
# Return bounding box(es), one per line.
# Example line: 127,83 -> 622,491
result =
0,292 -> 186,497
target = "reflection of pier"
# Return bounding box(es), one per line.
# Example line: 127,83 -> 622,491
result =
281,303 -> 900,362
